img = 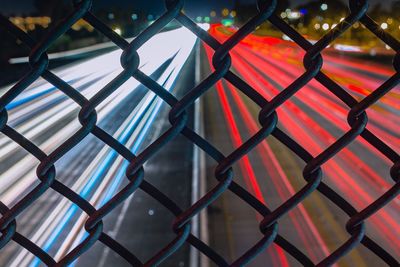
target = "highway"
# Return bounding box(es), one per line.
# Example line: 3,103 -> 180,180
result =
0,28 -> 197,266
202,25 -> 399,266
0,23 -> 398,267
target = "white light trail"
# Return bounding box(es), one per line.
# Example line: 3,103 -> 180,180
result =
8,27 -> 197,267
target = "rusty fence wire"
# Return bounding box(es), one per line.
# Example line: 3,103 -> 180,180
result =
0,0 -> 399,266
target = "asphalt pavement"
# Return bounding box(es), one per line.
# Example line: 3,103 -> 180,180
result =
0,28 -> 197,267
200,26 -> 399,267
75,41 -> 197,267
0,24 -> 398,267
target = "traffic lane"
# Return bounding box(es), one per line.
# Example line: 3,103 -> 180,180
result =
10,29 -> 197,267
0,57 -> 174,266
0,49 -> 177,199
0,70 -> 120,177
0,28 -> 197,266
203,90 -> 276,267
232,45 -> 396,198
202,77 -> 375,267
200,46 -> 280,266
0,56 -> 170,205
75,44 -> 197,267
221,79 -> 378,266
229,41 -> 398,203
0,27 -> 195,172
206,26 -> 396,264
201,44 -> 393,265
228,44 -> 399,257
234,43 -> 399,150
211,25 -> 399,128
0,87 -> 150,266
233,47 -> 397,258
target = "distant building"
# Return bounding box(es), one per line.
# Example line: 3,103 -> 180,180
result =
9,16 -> 51,32
9,16 -> 94,33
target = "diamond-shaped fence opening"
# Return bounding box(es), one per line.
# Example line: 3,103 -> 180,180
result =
0,0 -> 399,266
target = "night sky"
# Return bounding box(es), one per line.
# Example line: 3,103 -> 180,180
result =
0,0 -> 391,16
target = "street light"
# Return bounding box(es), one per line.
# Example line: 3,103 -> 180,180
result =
222,8 -> 229,17
287,11 -> 301,19
320,3 -> 328,11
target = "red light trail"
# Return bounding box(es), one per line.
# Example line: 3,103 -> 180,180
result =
204,24 -> 399,266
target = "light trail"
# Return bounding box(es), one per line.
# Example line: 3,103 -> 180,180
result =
207,24 -> 399,264
219,31 -> 397,187
205,45 -> 332,265
0,57 -> 155,204
226,46 -> 400,253
214,74 -> 290,267
55,31 -> 196,266
1,22 -> 398,266
224,82 -> 332,262
1,28 -> 196,266
231,45 -> 397,194
231,44 -> 399,204
246,46 -> 400,141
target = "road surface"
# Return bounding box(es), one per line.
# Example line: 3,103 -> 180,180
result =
0,28 -> 197,266
201,25 -> 399,266
0,24 -> 398,267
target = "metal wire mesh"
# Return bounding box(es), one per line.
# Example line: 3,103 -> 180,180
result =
0,0 -> 399,266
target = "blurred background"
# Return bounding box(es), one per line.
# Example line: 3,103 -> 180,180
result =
1,0 -> 400,87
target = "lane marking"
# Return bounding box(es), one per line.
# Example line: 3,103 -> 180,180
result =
190,40 -> 201,267
189,40 -> 210,267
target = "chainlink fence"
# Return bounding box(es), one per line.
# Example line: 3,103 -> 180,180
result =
0,0 -> 399,266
